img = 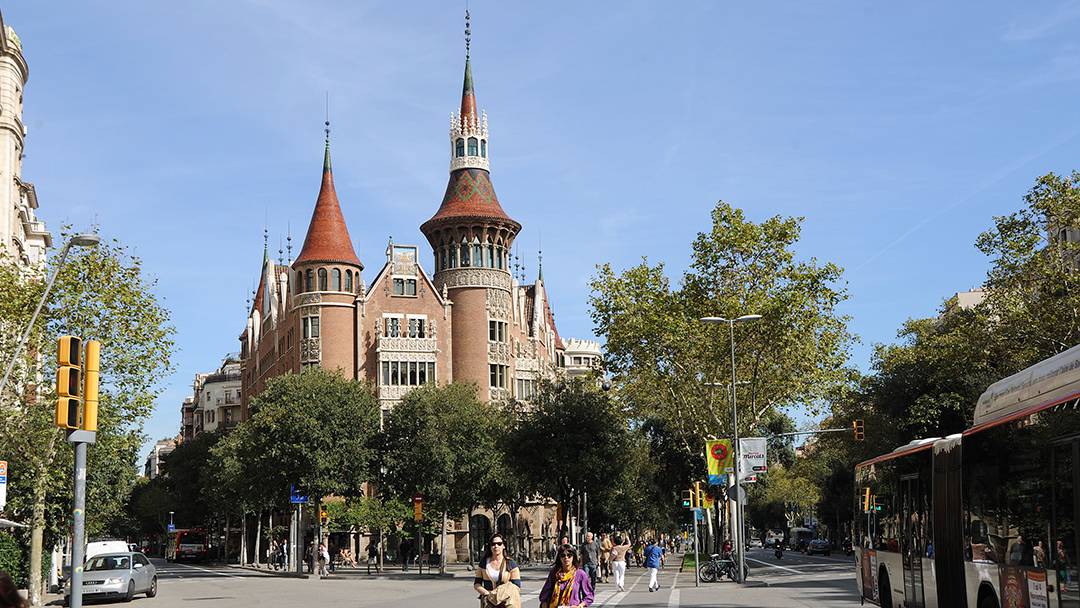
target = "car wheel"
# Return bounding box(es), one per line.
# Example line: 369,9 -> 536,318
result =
147,576 -> 158,598
124,580 -> 135,602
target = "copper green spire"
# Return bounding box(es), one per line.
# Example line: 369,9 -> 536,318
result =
323,119 -> 332,172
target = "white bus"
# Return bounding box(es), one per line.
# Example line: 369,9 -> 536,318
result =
855,344 -> 1080,608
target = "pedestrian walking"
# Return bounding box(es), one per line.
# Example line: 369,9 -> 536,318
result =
367,539 -> 381,574
599,533 -> 612,584
473,533 -> 522,608
539,544 -> 594,608
609,535 -> 631,592
644,538 -> 665,592
581,532 -> 601,589
318,542 -> 330,577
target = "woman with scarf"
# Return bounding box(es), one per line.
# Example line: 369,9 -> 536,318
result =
539,544 -> 594,608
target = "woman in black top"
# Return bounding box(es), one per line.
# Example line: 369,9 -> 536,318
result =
474,533 -> 522,599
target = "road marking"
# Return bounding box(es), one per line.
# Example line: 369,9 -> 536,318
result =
599,569 -> 647,607
745,557 -> 804,574
668,588 -> 680,608
166,563 -> 243,579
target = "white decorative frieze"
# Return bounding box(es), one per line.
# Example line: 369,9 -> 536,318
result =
378,385 -> 412,401
300,338 -> 320,363
436,268 -> 511,292
516,357 -> 539,373
377,336 -> 439,356
298,293 -> 322,307
489,387 -> 510,402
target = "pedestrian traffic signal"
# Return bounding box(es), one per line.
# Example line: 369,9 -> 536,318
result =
55,336 -> 82,429
82,340 -> 101,432
681,490 -> 693,509
853,419 -> 865,441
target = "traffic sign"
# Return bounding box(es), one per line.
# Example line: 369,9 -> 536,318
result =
289,485 -> 309,504
0,460 -> 7,510
167,523 -> 176,533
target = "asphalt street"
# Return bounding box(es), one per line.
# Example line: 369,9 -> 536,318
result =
52,549 -> 858,607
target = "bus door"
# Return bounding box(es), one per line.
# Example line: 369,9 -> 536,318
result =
1053,440 -> 1079,607
901,474 -> 926,608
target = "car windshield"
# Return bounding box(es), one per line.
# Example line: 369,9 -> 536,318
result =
86,555 -> 129,571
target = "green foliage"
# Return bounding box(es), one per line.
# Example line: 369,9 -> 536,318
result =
380,383 -> 500,518
238,369 -> 381,503
508,378 -> 632,524
590,201 -> 853,456
0,532 -> 22,585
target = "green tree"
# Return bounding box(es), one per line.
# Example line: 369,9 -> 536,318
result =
380,383 -> 500,571
590,201 -> 852,461
0,234 -> 175,605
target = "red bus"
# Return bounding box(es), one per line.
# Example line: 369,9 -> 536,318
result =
166,528 -> 209,562
855,344 -> 1080,608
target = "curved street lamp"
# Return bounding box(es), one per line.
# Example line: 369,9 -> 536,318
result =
0,233 -> 101,398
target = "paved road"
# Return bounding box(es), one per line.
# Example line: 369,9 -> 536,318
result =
83,550 -> 858,607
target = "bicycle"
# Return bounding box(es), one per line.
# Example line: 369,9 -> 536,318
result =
697,553 -> 748,583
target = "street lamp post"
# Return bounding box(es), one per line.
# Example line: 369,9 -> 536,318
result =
701,314 -> 761,584
0,233 -> 101,399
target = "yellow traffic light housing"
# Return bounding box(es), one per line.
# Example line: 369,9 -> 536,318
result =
853,419 -> 865,441
56,336 -> 83,429
320,506 -> 329,526
862,488 -> 871,513
694,481 -> 704,510
82,340 -> 100,432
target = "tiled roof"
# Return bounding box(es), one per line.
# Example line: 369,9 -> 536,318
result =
422,168 -> 519,230
295,144 -> 362,267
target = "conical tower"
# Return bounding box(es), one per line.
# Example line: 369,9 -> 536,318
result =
292,126 -> 363,375
420,27 -> 519,401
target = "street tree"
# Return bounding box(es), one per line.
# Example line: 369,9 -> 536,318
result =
590,201 -> 852,463
0,235 -> 175,605
380,383 -> 500,572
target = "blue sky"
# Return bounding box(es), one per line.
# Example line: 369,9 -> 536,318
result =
7,1 -> 1080,461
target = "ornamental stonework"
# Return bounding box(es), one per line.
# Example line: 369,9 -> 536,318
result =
490,387 -> 510,402
300,338 -> 321,363
298,293 -> 322,306
378,336 -> 439,355
436,268 -> 511,292
516,357 -> 539,373
378,385 -> 412,401
486,289 -> 511,319
489,342 -> 511,364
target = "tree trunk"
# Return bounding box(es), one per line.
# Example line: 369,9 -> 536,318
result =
240,512 -> 247,566
225,514 -> 230,564
467,505 -> 476,570
28,430 -> 60,607
377,526 -> 383,572
254,510 -> 262,567
439,510 -> 447,574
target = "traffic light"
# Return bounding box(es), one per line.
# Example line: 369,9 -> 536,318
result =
853,419 -> 865,441
874,497 -> 883,513
55,336 -> 82,429
694,481 -> 704,510
82,340 -> 100,432
319,506 -> 329,526
862,488 -> 871,513
680,490 -> 693,509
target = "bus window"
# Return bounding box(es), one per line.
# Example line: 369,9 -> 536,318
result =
1053,441 -> 1078,607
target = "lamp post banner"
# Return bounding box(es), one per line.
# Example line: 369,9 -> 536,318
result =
738,438 -> 768,478
706,439 -> 734,485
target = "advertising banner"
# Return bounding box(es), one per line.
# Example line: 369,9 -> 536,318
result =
706,439 -> 733,485
739,438 -> 768,479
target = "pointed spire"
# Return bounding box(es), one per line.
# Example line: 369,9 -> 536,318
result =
295,123 -> 363,268
460,9 -> 478,125
263,227 -> 269,264
286,223 -> 293,264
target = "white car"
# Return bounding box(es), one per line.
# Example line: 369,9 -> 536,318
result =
65,552 -> 157,605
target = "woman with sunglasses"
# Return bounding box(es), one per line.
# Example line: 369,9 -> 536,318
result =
474,533 -> 521,605
539,544 -> 594,608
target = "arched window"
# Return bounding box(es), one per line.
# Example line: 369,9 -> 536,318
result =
305,269 -> 313,292
449,244 -> 458,268
468,137 -> 478,156
472,243 -> 483,266
345,270 -> 353,292
297,270 -> 304,291
440,248 -> 448,271
456,138 -> 465,157
495,246 -> 504,270
331,268 -> 341,291
488,244 -> 495,269
460,242 -> 471,267
481,139 -> 487,158
318,268 -> 328,291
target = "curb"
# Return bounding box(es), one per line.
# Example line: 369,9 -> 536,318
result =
231,565 -> 309,579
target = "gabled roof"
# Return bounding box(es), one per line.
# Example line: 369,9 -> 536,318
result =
294,142 -> 362,267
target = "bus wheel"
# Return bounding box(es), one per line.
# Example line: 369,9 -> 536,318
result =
878,570 -> 893,608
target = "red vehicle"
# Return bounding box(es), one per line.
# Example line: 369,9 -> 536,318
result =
166,529 -> 209,562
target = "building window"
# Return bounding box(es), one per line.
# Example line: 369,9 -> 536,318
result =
345,270 -> 353,292
381,360 -> 435,386
408,318 -> 426,338
489,320 -> 507,343
318,268 -> 328,291
473,244 -> 483,267
489,364 -> 507,389
305,269 -> 313,292
296,270 -> 304,292
481,139 -> 487,158
393,278 -> 417,296
385,317 -> 401,338
456,138 -> 465,157
516,378 -> 536,400
460,243 -> 471,267
332,268 -> 341,291
468,137 -> 478,156
449,245 -> 458,269
303,316 -> 320,339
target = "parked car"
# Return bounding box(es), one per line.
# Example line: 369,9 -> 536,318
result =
806,538 -> 832,556
64,552 -> 157,605
86,540 -> 133,561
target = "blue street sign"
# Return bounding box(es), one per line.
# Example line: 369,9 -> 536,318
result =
167,523 -> 176,532
289,485 -> 309,504
695,509 -> 705,522
708,474 -> 728,487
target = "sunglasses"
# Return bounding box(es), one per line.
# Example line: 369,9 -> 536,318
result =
560,553 -> 575,559
491,541 -> 504,546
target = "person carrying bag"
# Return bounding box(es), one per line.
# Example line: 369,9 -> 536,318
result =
474,533 -> 522,608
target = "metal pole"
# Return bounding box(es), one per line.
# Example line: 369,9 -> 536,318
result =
69,439 -> 87,608
693,511 -> 700,587
728,320 -> 745,584
0,242 -> 71,397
